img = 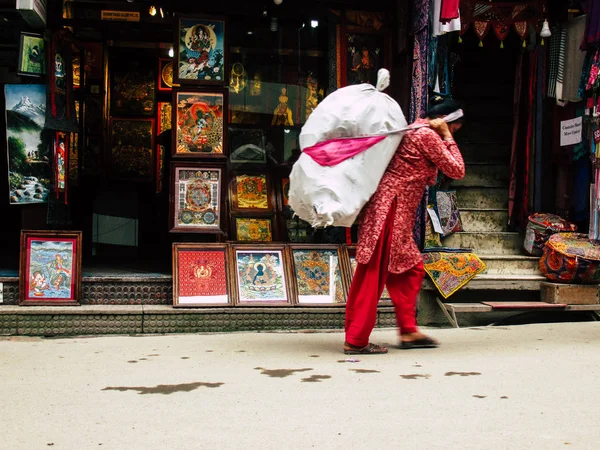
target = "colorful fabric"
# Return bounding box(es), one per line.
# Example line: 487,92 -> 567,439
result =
424,205 -> 443,248
423,252 -> 486,298
563,15 -> 587,103
436,190 -> 463,236
440,0 -> 459,22
540,233 -> 600,284
524,213 -> 577,257
356,120 -> 465,275
302,135 -> 386,166
580,0 -> 600,51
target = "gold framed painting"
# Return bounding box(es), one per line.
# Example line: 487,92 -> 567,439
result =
232,215 -> 274,242
230,172 -> 273,211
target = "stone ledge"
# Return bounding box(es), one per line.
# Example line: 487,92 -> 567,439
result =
0,305 -> 144,315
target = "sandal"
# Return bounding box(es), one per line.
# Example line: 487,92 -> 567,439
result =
343,342 -> 388,355
398,336 -> 439,350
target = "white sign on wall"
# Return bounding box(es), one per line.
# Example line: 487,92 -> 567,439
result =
560,117 -> 583,147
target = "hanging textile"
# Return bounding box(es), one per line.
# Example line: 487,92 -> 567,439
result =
433,0 -> 461,37
580,0 -> 600,50
548,25 -> 567,100
440,0 -> 460,22
561,15 -> 587,103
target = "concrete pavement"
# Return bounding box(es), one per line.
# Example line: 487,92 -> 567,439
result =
1,323 -> 600,450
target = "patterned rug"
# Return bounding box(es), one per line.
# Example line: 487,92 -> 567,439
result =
422,252 -> 487,299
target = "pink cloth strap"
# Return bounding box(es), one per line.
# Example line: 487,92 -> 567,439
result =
301,135 -> 387,167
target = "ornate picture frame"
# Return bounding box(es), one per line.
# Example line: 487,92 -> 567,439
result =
230,244 -> 294,306
169,162 -> 226,234
172,88 -> 228,159
19,230 -> 82,306
172,243 -> 233,307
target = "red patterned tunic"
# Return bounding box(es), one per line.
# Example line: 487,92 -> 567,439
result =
355,119 -> 465,274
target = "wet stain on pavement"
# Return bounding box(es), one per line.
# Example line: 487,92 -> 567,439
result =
309,355 -> 320,358
413,364 -> 422,368
445,371 -> 481,377
138,358 -> 148,361
181,357 -> 190,359
351,369 -> 380,374
206,350 -> 214,353
400,374 -> 431,380
148,354 -> 160,356
254,367 -> 313,378
301,375 -> 331,383
102,382 -> 224,395
237,350 -> 246,353
127,360 -> 138,364
501,396 -> 509,399
472,395 -> 487,399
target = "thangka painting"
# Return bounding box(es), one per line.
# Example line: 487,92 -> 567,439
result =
173,90 -> 227,158
292,248 -> 347,305
345,33 -> 385,86
110,118 -> 154,180
175,16 -> 226,85
233,174 -> 270,210
5,84 -> 51,205
171,164 -> 224,233
172,244 -> 231,306
158,58 -> 180,91
18,32 -> 46,77
235,217 -> 273,242
109,50 -> 156,116
19,230 -> 82,306
158,101 -> 172,133
234,248 -> 291,305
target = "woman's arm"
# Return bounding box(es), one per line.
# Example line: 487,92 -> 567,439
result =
417,125 -> 465,180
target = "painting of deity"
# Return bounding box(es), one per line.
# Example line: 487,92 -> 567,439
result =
5,84 -> 51,205
345,33 -> 385,86
54,132 -> 67,191
172,244 -> 231,306
18,32 -> 46,77
158,59 -> 180,91
110,118 -> 154,180
175,16 -> 226,85
234,217 -> 273,242
173,90 -> 227,158
19,230 -> 82,305
171,164 -> 224,233
233,174 -> 270,210
234,248 -> 290,304
292,248 -> 346,305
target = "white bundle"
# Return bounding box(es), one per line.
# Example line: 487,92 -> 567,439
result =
288,69 -> 407,228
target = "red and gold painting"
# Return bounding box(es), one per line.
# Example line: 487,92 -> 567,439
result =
281,178 -> 290,206
158,58 -> 180,91
232,174 -> 270,210
172,243 -> 231,306
173,89 -> 227,158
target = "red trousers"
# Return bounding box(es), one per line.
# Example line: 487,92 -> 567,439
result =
345,202 -> 425,348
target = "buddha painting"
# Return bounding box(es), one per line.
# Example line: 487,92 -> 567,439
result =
271,87 -> 294,126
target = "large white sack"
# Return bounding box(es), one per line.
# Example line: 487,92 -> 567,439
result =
289,69 -> 407,228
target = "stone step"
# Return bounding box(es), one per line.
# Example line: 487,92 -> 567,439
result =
460,209 -> 508,232
480,255 -> 541,275
423,274 -> 545,291
453,163 -> 510,188
441,232 -> 523,255
454,187 -> 508,209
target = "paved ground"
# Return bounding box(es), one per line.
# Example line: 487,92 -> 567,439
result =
2,322 -> 600,450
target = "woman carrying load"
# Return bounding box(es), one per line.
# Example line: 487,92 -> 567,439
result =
344,97 -> 465,355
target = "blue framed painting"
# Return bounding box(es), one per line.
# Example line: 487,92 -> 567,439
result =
175,15 -> 227,86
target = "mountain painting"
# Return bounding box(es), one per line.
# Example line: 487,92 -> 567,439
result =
5,84 -> 50,205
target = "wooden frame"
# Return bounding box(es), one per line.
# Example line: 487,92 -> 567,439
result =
109,117 -> 155,181
347,246 -> 391,303
18,32 -> 46,77
231,214 -> 276,242
169,162 -> 227,234
289,244 -> 350,306
172,88 -> 228,159
174,14 -> 228,86
229,171 -> 274,212
19,230 -> 82,306
230,244 -> 294,306
158,58 -> 180,91
172,243 -> 234,307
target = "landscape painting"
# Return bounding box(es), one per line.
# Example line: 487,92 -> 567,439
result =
5,84 -> 51,205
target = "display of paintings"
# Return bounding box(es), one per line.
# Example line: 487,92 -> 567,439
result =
19,230 -> 82,306
5,84 -> 51,205
170,164 -> 224,233
232,246 -> 292,305
291,246 -> 348,305
175,15 -> 227,85
18,32 -> 46,77
172,243 -> 232,306
110,56 -> 156,116
173,89 -> 227,158
229,127 -> 266,164
234,216 -> 273,242
109,118 -> 154,180
158,58 -> 180,91
231,173 -> 272,211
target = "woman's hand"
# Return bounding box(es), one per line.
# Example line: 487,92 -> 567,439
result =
428,118 -> 453,140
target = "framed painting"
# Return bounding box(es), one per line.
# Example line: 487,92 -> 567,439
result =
170,163 -> 225,234
229,127 -> 266,164
233,216 -> 274,242
289,245 -> 349,306
230,173 -> 273,211
172,243 -> 233,307
156,101 -> 171,194
173,89 -> 227,158
230,245 -> 293,306
18,32 -> 46,77
174,15 -> 227,85
109,118 -> 154,180
109,50 -> 156,116
19,230 -> 82,306
158,101 -> 172,134
347,246 -> 391,303
158,58 -> 180,91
